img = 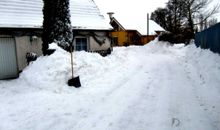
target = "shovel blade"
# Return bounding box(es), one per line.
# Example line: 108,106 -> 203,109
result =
68,76 -> 81,88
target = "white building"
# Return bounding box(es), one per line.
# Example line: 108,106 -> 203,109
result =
0,0 -> 112,79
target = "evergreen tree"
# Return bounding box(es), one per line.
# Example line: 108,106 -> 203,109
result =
42,0 -> 56,55
53,0 -> 72,50
42,0 -> 72,54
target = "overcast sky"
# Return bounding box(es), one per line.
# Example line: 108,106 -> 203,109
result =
95,0 -> 220,24
95,0 -> 167,19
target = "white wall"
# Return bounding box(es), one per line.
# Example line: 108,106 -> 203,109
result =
15,36 -> 42,71
89,36 -> 111,51
89,31 -> 111,51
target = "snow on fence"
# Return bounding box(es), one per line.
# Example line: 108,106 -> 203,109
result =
195,23 -> 220,54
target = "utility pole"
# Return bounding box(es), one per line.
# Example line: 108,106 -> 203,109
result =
147,13 -> 149,43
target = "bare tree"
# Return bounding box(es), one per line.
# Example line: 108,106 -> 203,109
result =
182,0 -> 219,33
151,0 -> 219,42
151,8 -> 170,31
167,0 -> 185,33
208,18 -> 218,27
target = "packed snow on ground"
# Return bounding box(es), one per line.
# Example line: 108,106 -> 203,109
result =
0,39 -> 220,130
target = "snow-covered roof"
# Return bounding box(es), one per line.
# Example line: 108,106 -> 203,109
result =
0,0 -> 112,30
113,16 -> 165,35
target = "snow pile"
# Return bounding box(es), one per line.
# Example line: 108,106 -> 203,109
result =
182,44 -> 220,125
20,44 -> 72,92
0,42 -> 146,93
0,40 -> 220,130
184,44 -> 220,85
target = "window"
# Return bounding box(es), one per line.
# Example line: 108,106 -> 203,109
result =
75,38 -> 87,51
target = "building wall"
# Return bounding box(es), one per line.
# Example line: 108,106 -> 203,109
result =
110,31 -> 143,46
141,35 -> 156,45
89,31 -> 111,51
111,31 -> 157,46
111,31 -> 128,46
73,31 -> 112,51
15,36 -> 43,71
2,30 -> 111,73
15,32 -> 111,71
15,31 -> 111,71
127,31 -> 141,45
89,36 -> 111,51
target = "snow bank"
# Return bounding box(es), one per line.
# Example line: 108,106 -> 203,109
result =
1,40 -> 219,95
0,42 -> 148,94
182,43 -> 220,119
0,39 -> 220,130
184,44 -> 220,85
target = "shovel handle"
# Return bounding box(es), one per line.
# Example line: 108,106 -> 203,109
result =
70,45 -> 74,79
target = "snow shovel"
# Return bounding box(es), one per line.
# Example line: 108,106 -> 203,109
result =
68,45 -> 81,88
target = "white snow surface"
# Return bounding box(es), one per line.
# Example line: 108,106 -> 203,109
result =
0,0 -> 111,30
121,19 -> 165,35
114,15 -> 165,35
0,40 -> 220,130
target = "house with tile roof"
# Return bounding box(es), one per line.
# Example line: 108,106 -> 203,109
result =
0,0 -> 112,79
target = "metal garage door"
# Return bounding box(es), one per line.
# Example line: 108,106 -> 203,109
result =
0,37 -> 18,79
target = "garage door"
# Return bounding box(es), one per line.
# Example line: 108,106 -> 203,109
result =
0,37 -> 18,79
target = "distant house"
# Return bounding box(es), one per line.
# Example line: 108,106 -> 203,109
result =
141,20 -> 165,44
0,0 -> 112,79
108,13 -> 165,46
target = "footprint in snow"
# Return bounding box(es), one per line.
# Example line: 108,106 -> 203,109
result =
171,118 -> 181,127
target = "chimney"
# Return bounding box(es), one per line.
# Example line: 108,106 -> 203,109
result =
107,12 -> 114,19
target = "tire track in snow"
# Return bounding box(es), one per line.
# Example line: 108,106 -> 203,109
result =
103,55 -> 177,130
72,64 -> 152,130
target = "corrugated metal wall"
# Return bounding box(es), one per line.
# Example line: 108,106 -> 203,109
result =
195,23 -> 220,54
0,37 -> 18,79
